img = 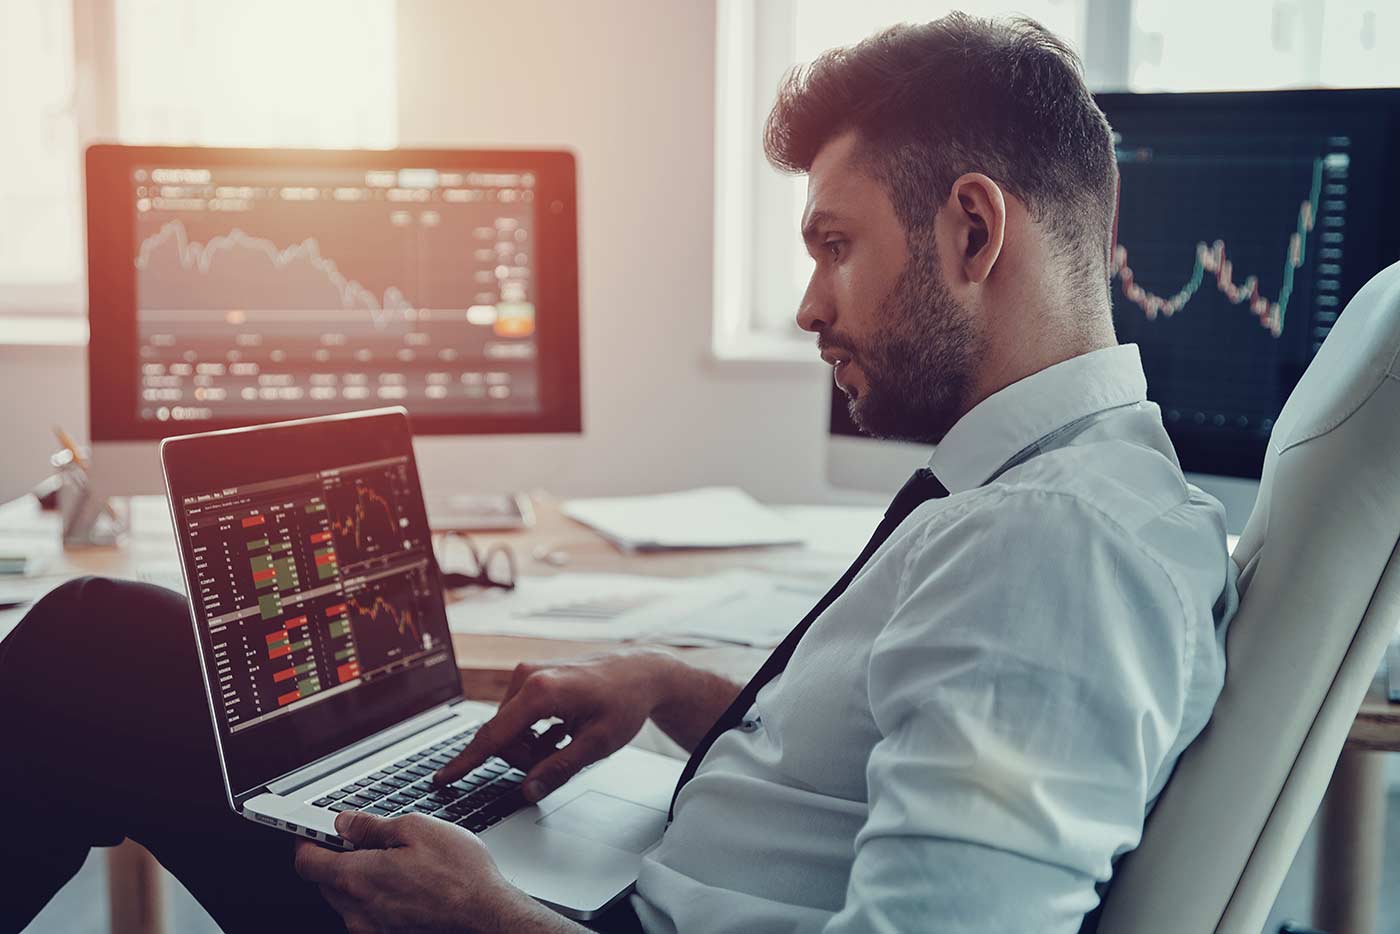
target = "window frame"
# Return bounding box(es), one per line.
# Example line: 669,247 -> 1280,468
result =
0,0 -> 399,323
708,0 -> 1134,363
0,0 -> 114,316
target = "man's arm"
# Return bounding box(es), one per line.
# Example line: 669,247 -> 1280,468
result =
825,491 -> 1196,933
436,648 -> 740,800
647,651 -> 743,751
295,651 -> 742,932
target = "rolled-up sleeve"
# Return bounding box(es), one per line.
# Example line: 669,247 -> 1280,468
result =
825,489 -> 1191,934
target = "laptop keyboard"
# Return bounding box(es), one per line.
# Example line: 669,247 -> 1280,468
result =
311,727 -> 529,834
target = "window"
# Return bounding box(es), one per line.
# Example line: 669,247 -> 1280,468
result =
0,0 -> 83,306
1128,0 -> 1400,92
112,0 -> 397,149
714,0 -> 1400,360
0,0 -> 397,316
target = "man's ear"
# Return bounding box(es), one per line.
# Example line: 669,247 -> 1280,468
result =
945,173 -> 1006,285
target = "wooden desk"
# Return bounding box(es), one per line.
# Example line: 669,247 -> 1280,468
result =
0,493 -> 780,702
445,494 -> 775,701
1314,681 -> 1400,934
1342,681 -> 1400,753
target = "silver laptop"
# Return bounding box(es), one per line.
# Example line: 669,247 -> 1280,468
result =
160,407 -> 681,920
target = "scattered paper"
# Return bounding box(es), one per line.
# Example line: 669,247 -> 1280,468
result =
0,578 -> 61,608
562,487 -> 802,552
445,570 -> 824,647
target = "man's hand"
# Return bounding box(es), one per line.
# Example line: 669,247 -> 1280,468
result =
293,811 -> 581,933
434,649 -> 676,803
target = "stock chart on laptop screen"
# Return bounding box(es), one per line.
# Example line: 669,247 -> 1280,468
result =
179,453 -> 452,734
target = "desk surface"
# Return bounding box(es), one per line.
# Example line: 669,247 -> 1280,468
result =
0,492 -> 783,700
443,494 -> 786,699
5,492 -> 1399,750
1346,681 -> 1400,752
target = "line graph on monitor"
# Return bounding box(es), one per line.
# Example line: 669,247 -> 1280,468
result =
136,219 -> 415,328
130,170 -> 548,423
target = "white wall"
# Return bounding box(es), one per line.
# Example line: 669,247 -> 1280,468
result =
397,0 -> 846,505
0,342 -> 87,503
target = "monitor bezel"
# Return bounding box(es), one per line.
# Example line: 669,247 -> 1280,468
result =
1093,87 -> 1400,478
86,144 -> 582,440
159,407 -> 465,799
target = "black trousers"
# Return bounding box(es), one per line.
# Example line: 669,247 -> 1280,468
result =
0,577 -> 644,934
0,576 -> 345,933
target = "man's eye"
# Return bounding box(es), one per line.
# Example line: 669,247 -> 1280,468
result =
824,240 -> 845,260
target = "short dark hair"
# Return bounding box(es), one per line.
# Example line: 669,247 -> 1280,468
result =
764,14 -> 1117,291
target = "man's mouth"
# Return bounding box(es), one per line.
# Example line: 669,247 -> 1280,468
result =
820,348 -> 854,391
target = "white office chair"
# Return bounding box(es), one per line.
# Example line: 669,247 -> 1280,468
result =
1097,260 -> 1400,933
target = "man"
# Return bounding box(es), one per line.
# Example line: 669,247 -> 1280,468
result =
1,13 -> 1235,934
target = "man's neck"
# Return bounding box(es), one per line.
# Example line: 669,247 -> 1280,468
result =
964,306 -> 1117,420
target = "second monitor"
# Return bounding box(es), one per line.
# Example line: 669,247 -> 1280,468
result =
829,88 -> 1400,522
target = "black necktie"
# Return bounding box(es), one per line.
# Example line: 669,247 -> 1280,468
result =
668,467 -> 951,818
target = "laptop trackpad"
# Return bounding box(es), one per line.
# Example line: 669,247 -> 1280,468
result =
537,791 -> 666,854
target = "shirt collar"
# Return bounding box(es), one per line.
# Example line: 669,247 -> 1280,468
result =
929,344 -> 1148,494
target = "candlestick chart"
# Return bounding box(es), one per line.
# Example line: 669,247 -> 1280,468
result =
1107,126 -> 1356,475
1113,157 -> 1325,338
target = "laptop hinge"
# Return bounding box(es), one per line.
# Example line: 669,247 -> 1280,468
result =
266,702 -> 463,796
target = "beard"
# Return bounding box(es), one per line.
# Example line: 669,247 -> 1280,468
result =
828,234 -> 979,445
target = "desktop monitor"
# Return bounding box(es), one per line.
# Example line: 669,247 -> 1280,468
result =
84,145 -> 581,496
827,88 -> 1400,531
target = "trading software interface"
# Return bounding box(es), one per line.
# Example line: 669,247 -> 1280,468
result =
180,455 -> 451,734
1108,111 -> 1378,469
134,165 -> 540,424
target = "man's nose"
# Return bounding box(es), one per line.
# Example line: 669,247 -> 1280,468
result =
796,283 -> 829,333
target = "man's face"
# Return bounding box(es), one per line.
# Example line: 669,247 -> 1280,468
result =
796,131 -> 978,444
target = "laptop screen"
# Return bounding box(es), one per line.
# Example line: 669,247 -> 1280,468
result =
163,408 -> 462,797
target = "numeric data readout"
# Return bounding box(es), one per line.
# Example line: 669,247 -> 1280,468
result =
180,455 -> 448,734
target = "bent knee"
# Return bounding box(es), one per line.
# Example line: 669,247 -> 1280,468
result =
19,575 -> 185,642
44,575 -> 121,612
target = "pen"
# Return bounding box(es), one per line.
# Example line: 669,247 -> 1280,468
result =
53,425 -> 91,471
52,425 -> 121,523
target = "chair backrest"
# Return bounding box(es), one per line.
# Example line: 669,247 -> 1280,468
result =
1098,260 -> 1400,934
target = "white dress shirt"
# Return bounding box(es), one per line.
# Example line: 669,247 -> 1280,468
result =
632,344 -> 1238,933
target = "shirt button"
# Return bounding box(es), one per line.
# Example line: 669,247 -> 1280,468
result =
738,717 -> 761,733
